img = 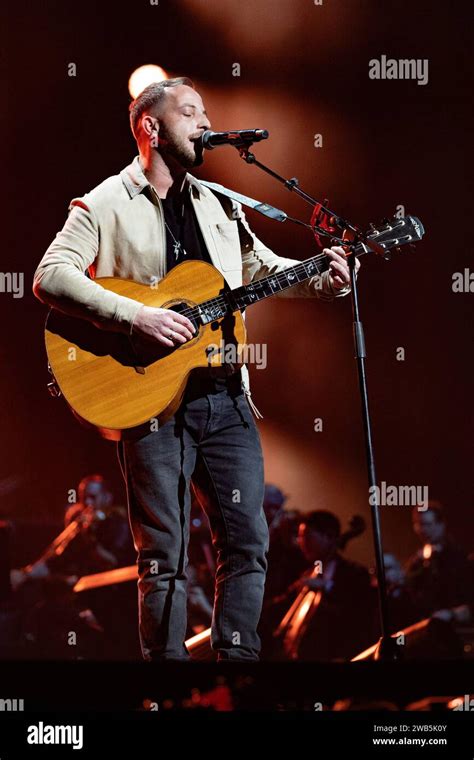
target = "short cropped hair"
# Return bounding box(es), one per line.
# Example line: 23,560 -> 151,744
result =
129,77 -> 194,139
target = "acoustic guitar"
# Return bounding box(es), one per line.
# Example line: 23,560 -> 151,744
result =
45,215 -> 424,439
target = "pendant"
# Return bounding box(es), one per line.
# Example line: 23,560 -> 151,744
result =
173,241 -> 182,259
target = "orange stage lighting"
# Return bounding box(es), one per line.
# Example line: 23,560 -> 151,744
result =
128,65 -> 168,98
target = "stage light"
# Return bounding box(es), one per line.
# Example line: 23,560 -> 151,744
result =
128,65 -> 168,99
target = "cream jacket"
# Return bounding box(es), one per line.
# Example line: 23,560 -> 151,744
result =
33,156 -> 350,405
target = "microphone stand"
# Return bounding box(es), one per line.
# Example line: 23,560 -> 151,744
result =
235,142 -> 399,661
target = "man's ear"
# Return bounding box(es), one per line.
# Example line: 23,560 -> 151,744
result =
141,114 -> 159,138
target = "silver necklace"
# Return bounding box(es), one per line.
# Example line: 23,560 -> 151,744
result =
164,220 -> 187,260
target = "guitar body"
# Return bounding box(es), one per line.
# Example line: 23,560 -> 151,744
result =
45,261 -> 246,440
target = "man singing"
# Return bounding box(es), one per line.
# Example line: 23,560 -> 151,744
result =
33,77 -> 359,661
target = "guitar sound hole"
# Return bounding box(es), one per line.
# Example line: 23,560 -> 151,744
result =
169,302 -> 200,333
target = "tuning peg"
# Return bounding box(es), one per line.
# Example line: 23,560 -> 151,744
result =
383,250 -> 392,261
369,222 -> 376,231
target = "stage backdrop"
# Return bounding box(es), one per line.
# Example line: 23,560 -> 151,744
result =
2,0 -> 471,567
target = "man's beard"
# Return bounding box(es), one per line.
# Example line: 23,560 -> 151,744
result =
156,123 -> 204,168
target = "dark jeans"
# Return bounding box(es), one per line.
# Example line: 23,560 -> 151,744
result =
117,371 -> 268,661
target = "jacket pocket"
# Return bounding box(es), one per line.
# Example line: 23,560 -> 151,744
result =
208,221 -> 242,271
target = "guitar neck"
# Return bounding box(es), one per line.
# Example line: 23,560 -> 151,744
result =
196,211 -> 425,323
228,244 -> 364,312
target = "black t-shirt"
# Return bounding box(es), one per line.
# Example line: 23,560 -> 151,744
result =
161,189 -> 212,273
160,188 -> 241,392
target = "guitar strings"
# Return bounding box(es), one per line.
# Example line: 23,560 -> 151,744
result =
177,249 -> 331,322
175,229 -> 412,323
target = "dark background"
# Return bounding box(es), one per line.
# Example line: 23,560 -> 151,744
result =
2,0 -> 472,566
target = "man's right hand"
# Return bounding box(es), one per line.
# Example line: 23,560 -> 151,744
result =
131,305 -> 196,348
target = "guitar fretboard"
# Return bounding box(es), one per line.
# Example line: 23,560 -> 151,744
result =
230,252 -> 331,310
191,249 -> 340,326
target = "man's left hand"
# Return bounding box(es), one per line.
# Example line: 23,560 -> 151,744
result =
324,246 -> 361,291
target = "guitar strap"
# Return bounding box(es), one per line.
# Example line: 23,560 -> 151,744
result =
199,180 -> 287,223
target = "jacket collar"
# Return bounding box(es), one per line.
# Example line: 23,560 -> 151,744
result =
120,155 -> 205,200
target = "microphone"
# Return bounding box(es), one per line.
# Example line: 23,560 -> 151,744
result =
200,129 -> 269,150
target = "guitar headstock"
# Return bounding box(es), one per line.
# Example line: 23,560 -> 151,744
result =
363,215 -> 425,259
